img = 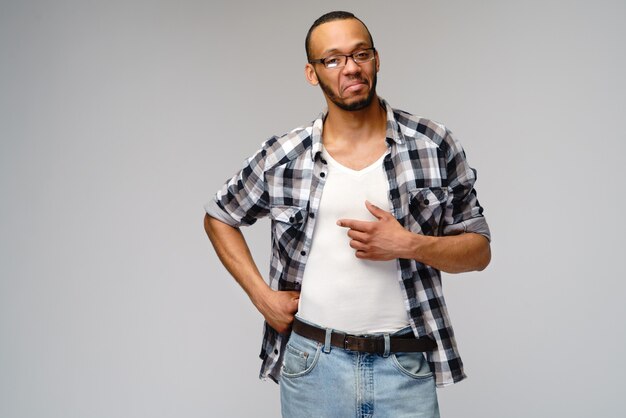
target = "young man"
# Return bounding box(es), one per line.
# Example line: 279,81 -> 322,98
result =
204,11 -> 491,418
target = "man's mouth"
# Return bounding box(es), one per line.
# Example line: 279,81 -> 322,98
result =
342,81 -> 367,94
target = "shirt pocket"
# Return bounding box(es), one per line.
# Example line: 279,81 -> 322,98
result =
407,187 -> 448,236
269,205 -> 307,224
269,205 -> 308,251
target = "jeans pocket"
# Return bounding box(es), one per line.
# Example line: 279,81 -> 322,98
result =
281,338 -> 321,378
391,352 -> 434,379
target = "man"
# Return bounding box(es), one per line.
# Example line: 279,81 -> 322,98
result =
204,11 -> 491,418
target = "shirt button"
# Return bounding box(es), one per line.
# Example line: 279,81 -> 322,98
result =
274,349 -> 279,354
423,199 -> 430,205
300,250 -> 306,256
309,212 -> 315,219
289,216 -> 295,223
320,172 -> 326,178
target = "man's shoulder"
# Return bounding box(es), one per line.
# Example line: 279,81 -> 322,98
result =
391,106 -> 449,146
388,105 -> 469,160
259,120 -> 318,168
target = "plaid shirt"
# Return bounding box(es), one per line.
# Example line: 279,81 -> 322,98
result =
205,99 -> 491,388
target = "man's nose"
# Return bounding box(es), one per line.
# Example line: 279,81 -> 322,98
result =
342,56 -> 361,75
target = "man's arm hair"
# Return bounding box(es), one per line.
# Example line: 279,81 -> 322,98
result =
403,230 -> 491,273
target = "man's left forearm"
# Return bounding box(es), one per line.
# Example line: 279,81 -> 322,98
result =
401,232 -> 491,274
338,201 -> 491,272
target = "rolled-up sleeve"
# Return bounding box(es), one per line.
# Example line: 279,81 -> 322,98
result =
441,130 -> 491,242
205,141 -> 271,227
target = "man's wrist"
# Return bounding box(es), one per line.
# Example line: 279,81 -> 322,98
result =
247,279 -> 272,310
401,231 -> 431,261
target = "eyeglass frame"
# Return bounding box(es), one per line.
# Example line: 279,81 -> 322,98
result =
308,47 -> 377,69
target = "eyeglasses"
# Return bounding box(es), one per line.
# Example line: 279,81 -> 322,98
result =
309,48 -> 376,69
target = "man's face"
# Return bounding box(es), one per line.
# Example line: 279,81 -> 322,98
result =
306,19 -> 379,111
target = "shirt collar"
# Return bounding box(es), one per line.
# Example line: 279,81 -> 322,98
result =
309,97 -> 404,162
310,115 -> 324,161
382,99 -> 404,146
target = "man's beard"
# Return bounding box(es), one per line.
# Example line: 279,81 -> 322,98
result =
317,73 -> 378,111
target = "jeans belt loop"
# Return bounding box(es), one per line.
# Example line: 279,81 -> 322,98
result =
343,335 -> 350,350
383,334 -> 391,358
323,328 -> 332,353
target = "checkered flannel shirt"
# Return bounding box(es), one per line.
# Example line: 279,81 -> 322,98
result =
205,98 -> 491,388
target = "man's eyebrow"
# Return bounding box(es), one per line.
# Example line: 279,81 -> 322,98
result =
320,42 -> 371,56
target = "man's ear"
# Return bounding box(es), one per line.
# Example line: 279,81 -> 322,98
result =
305,63 -> 319,86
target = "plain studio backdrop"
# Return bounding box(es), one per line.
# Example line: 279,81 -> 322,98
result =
1,1 -> 624,417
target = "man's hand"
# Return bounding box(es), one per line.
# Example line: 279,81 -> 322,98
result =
254,289 -> 300,334
336,201 -> 491,272
337,200 -> 412,261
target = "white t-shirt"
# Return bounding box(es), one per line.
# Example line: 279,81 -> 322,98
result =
298,146 -> 410,334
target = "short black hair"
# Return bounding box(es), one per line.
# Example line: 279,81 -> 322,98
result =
305,11 -> 374,61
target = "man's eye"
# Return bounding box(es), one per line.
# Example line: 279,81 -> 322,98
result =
355,52 -> 369,59
324,56 -> 341,66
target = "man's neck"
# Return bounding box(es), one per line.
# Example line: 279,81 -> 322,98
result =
322,95 -> 387,147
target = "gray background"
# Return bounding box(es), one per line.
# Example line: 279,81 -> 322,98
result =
1,0 -> 625,417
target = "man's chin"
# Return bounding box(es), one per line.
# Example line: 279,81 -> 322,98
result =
335,93 -> 376,111
338,100 -> 370,111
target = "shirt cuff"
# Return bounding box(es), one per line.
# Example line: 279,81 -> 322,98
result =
204,198 -> 240,227
442,217 -> 491,242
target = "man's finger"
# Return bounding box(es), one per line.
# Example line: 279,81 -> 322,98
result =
355,250 -> 370,259
347,229 -> 368,242
365,200 -> 390,219
349,239 -> 368,251
288,300 -> 299,313
336,218 -> 371,231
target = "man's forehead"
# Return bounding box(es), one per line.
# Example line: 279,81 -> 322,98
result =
309,18 -> 372,56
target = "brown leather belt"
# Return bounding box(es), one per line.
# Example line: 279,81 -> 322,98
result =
292,317 -> 436,354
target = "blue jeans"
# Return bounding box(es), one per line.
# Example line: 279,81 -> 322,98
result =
279,318 -> 440,418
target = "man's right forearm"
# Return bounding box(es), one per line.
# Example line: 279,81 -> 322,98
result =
203,213 -> 299,333
204,213 -> 269,302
